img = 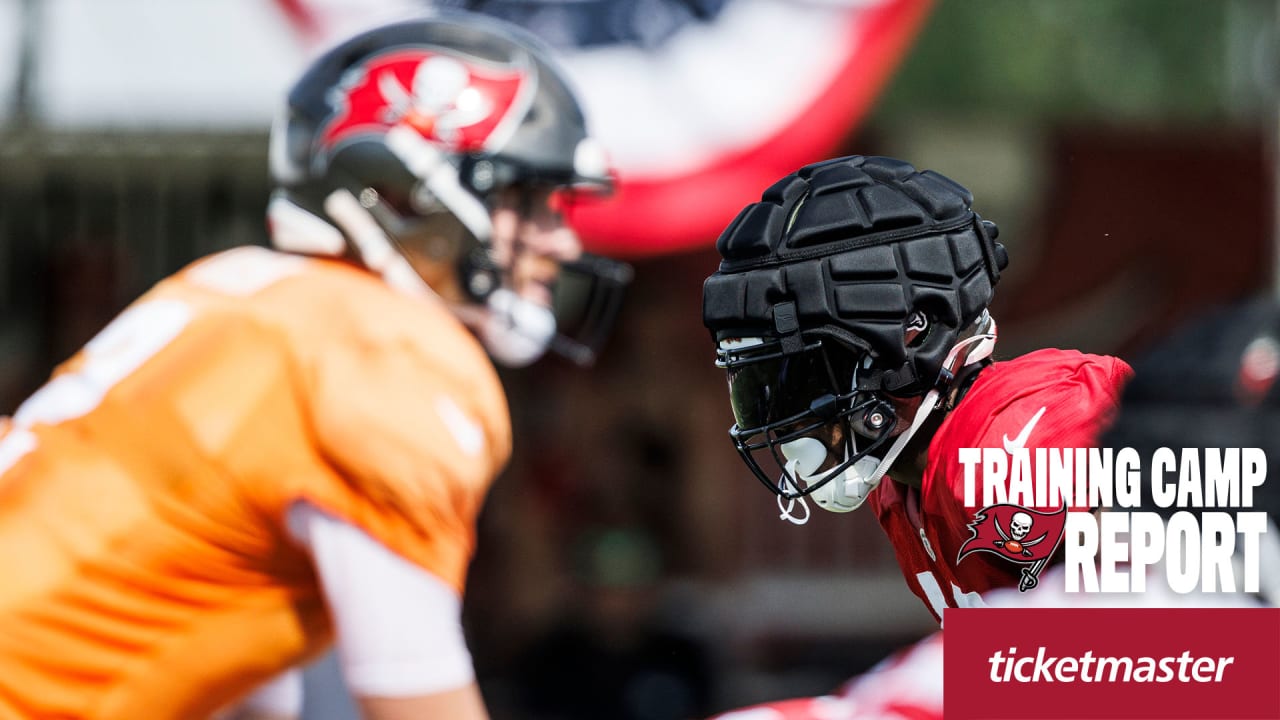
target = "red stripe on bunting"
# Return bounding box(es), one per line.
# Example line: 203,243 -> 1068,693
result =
272,0 -> 324,43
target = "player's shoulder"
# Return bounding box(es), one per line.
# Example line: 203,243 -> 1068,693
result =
177,246 -> 411,322
923,349 -> 1132,493
167,246 -> 381,330
943,349 -> 1131,445
175,245 -> 314,297
969,348 -> 1133,402
174,246 -> 491,377
978,348 -> 1132,429
170,249 -> 510,587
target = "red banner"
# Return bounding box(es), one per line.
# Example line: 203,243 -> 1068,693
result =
944,608 -> 1280,720
568,0 -> 934,258
273,0 -> 935,259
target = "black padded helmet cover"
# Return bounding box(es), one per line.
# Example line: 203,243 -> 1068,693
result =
703,155 -> 1008,397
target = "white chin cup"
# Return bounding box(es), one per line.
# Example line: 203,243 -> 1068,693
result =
479,288 -> 557,368
780,437 -> 826,476
779,437 -> 882,514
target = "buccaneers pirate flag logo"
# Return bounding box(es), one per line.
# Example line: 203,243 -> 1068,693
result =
958,503 -> 1067,592
317,49 -> 531,157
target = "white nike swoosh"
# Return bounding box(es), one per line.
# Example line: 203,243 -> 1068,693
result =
1003,406 -> 1047,455
436,395 -> 486,458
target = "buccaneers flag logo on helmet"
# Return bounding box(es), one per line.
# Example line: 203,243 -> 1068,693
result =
958,503 -> 1067,592
318,49 -> 531,156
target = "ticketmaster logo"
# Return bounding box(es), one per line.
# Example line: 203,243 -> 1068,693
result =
945,608 -> 1279,720
987,647 -> 1235,683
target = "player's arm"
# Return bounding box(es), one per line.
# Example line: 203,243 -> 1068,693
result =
357,685 -> 488,720
221,709 -> 298,720
214,669 -> 302,720
289,502 -> 490,720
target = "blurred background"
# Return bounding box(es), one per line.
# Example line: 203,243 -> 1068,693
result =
0,0 -> 1277,718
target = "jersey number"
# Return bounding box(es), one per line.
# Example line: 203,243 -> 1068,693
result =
915,570 -> 985,623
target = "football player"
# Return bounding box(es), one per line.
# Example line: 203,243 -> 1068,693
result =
0,14 -> 627,720
704,298 -> 1280,720
702,155 -> 1131,621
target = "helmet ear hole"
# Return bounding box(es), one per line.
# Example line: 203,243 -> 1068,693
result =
905,311 -> 930,348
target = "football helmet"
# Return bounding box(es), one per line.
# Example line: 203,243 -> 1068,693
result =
702,156 -> 1007,519
268,12 -> 630,366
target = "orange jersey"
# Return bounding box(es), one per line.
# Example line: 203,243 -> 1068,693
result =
0,247 -> 511,719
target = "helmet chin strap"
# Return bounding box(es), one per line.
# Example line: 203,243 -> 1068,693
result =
385,125 -> 494,242
850,388 -> 942,497
776,466 -> 812,525
324,189 -> 436,301
854,319 -> 999,491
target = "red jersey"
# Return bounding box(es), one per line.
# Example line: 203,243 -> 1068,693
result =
867,349 -> 1132,622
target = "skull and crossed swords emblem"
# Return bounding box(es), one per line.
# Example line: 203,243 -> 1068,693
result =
377,56 -> 495,143
993,511 -> 1046,557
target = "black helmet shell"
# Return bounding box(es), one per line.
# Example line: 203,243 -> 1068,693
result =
703,155 -> 1008,396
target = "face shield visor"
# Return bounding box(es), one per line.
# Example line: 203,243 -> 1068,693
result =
717,337 -> 897,503
548,253 -> 632,366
